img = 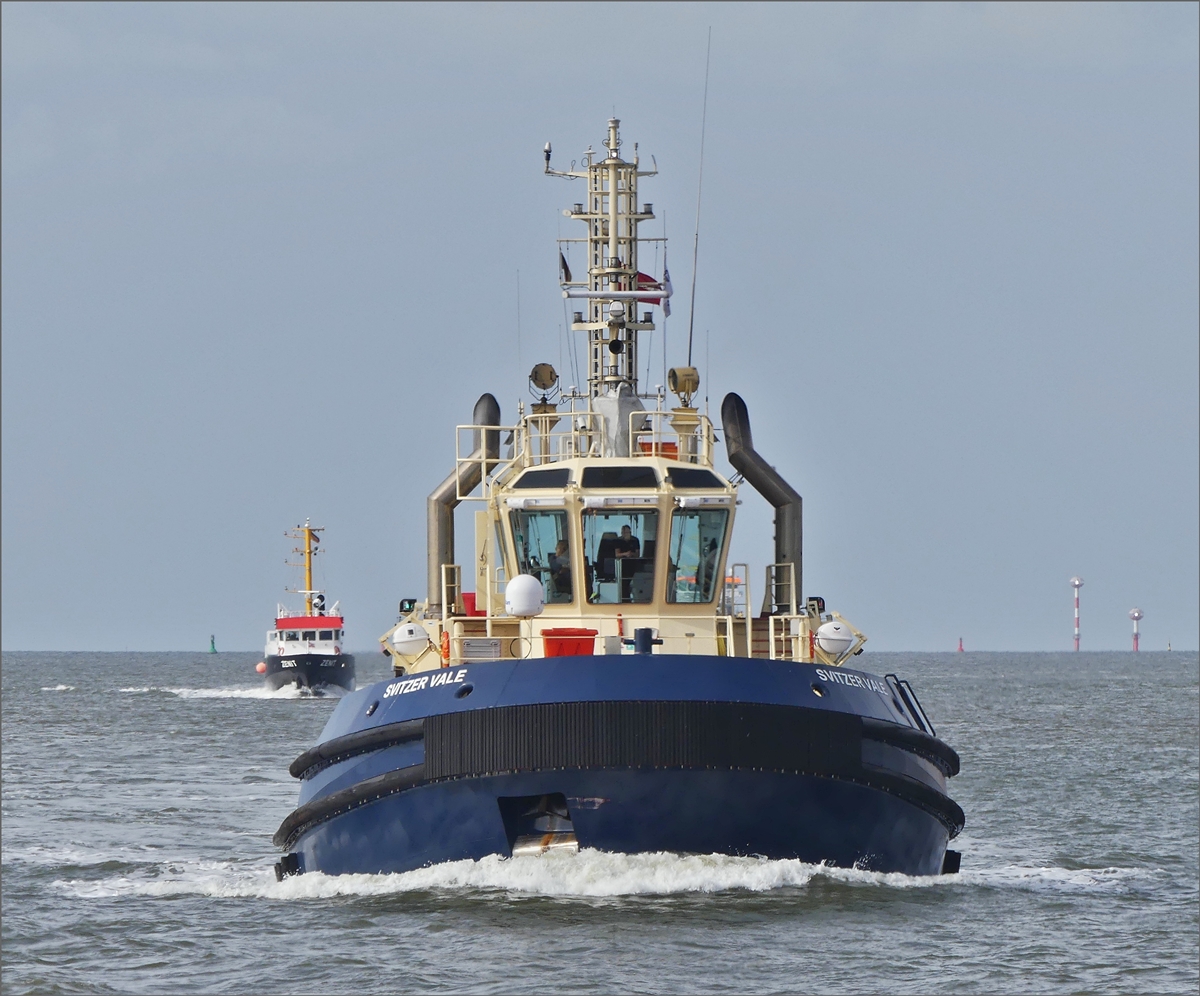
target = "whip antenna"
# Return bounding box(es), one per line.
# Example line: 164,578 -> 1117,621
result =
686,27 -> 712,368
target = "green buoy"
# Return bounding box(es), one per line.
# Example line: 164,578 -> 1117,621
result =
209,634 -> 217,654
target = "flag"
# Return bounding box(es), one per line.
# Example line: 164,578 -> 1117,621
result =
661,254 -> 672,317
559,252 -> 572,284
635,272 -> 662,305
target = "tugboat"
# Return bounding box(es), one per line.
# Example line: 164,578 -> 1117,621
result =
258,521 -> 355,694
273,119 -> 963,880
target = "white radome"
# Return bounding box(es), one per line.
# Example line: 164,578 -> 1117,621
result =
816,620 -> 854,656
391,623 -> 429,656
505,574 -> 545,618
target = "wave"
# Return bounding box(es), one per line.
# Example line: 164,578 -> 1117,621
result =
115,685 -> 346,700
49,849 -> 1167,902
40,684 -> 77,692
4,843 -> 170,868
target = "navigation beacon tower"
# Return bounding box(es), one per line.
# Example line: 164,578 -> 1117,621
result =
1129,607 -> 1143,652
1070,576 -> 1084,651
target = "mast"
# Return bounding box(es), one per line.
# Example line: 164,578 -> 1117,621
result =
286,520 -> 322,615
304,526 -> 314,615
547,119 -> 667,399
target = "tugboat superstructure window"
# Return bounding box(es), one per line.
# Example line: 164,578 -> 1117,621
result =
510,509 -> 572,604
581,466 -> 658,489
666,467 -> 724,489
667,509 -> 728,604
513,468 -> 571,489
582,509 -> 658,603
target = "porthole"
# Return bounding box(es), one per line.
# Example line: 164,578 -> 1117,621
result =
811,682 -> 826,698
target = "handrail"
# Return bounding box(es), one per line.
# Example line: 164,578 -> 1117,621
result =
440,564 -> 462,622
436,610 -> 742,662
765,562 -> 798,616
454,422 -> 520,500
452,407 -> 722,479
629,410 -> 714,465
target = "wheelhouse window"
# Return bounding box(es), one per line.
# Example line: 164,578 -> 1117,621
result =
509,509 -> 572,604
581,466 -> 658,489
582,509 -> 658,603
666,467 -> 724,489
667,509 -> 728,603
284,631 -> 299,641
319,630 -> 333,640
512,468 -> 571,489
302,630 -> 316,641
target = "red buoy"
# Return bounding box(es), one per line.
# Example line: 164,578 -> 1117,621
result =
256,661 -> 267,674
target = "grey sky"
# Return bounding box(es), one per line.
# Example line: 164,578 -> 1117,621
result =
3,2 -> 1197,651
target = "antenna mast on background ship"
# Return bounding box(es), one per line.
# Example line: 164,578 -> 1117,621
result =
285,520 -> 324,615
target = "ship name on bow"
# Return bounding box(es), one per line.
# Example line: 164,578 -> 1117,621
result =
815,668 -> 889,696
384,669 -> 469,698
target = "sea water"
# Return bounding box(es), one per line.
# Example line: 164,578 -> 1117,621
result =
2,650 -> 1196,994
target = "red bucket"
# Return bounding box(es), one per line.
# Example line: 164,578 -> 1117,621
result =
542,628 -> 598,657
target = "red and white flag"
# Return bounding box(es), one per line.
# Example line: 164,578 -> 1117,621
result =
636,265 -> 672,317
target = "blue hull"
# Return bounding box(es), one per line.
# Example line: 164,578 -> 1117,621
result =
274,655 -> 963,877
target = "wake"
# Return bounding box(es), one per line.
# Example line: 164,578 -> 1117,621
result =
116,684 -> 346,700
45,848 -> 1165,902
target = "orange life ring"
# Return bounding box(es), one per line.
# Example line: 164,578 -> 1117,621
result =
440,630 -> 450,665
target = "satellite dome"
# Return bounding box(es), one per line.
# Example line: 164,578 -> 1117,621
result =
505,574 -> 545,618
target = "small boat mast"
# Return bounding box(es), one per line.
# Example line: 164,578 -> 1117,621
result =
284,520 -> 325,617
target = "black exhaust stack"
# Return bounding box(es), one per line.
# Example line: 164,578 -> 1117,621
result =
721,392 -> 802,614
427,393 -> 501,615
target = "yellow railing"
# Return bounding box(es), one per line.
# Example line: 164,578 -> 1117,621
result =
629,410 -> 715,465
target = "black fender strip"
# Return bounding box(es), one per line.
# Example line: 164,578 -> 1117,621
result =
289,719 -> 425,780
861,717 -> 960,777
273,763 -> 426,850
855,766 -> 966,836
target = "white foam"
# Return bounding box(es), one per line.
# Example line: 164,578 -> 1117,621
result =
116,685 -> 344,700
959,863 -> 1157,893
4,843 -> 170,868
50,849 -> 1166,902
40,684 -> 76,691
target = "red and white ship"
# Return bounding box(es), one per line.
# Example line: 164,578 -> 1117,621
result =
257,521 -> 355,693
